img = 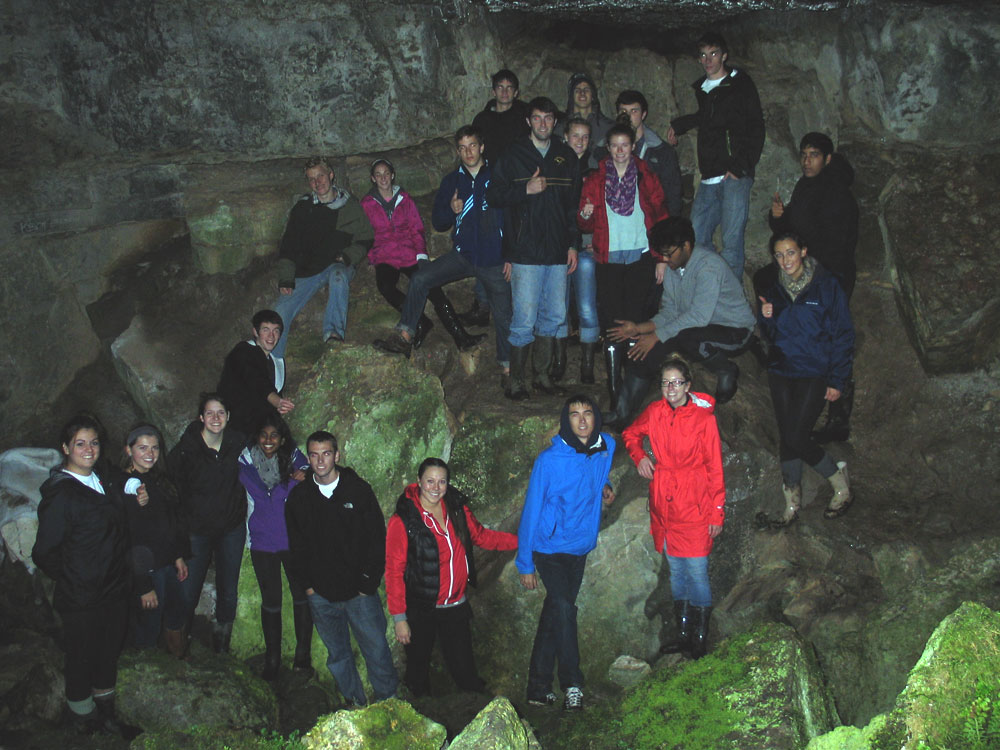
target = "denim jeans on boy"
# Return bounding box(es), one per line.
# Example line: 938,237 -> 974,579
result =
133,563 -> 186,648
181,523 -> 246,626
664,552 -> 712,607
273,262 -> 356,357
509,263 -> 568,348
308,591 -> 398,706
527,552 -> 587,697
689,176 -> 753,279
556,250 -> 599,343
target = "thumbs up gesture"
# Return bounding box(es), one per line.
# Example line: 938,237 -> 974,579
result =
580,197 -> 595,220
758,295 -> 773,319
771,191 -> 785,219
450,189 -> 463,214
526,166 -> 547,195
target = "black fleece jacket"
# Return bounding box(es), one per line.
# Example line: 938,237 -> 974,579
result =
168,422 -> 247,536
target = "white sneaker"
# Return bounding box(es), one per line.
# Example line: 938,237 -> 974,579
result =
563,686 -> 583,711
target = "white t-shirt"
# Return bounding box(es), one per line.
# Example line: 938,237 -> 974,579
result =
64,469 -> 105,494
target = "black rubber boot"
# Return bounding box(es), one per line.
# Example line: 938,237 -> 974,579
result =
458,297 -> 490,328
603,340 -> 624,410
603,372 -> 650,431
506,345 -> 530,401
702,353 -> 739,405
292,601 -> 315,675
94,693 -> 142,740
550,338 -> 568,382
812,378 -> 854,443
689,606 -> 712,659
580,342 -> 597,384
532,336 -> 564,395
659,600 -> 692,654
411,316 -> 434,350
212,621 -> 233,654
261,608 -> 282,681
436,302 -> 487,352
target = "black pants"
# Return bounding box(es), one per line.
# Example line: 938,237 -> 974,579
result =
627,325 -> 751,379
61,598 -> 129,701
250,549 -> 307,611
375,263 -> 450,314
595,254 -> 656,334
768,372 -> 829,468
403,600 -> 484,696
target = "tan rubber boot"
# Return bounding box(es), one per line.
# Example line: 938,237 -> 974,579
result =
824,461 -> 853,519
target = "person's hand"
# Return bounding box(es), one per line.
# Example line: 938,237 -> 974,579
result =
141,590 -> 158,610
526,167 -> 547,195
503,262 -> 513,282
638,456 -> 655,480
580,198 -> 595,220
450,189 -> 463,214
758,295 -> 773,318
708,524 -> 723,539
825,387 -> 842,402
277,398 -> 295,414
628,332 -> 659,361
394,620 -> 411,645
602,485 -> 616,507
584,243 -> 594,253
655,262 -> 667,285
607,319 -> 638,342
279,286 -> 293,296
566,249 -> 578,275
135,484 -> 149,507
771,191 -> 785,219
291,468 -> 307,482
520,573 -> 538,590
666,126 -> 678,146
175,558 -> 189,582
305,587 -> 315,596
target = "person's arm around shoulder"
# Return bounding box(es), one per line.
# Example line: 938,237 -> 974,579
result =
385,513 -> 411,644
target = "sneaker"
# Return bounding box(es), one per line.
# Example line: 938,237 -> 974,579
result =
563,686 -> 583,711
527,691 -> 557,707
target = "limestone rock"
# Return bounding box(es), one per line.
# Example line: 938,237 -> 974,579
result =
607,655 -> 652,689
302,698 -> 445,750
0,448 -> 61,569
448,696 -> 531,750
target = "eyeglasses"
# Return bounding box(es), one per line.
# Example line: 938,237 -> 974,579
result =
659,245 -> 683,260
660,379 -> 688,389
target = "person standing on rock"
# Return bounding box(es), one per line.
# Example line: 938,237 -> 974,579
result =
271,157 -> 373,357
758,132 -> 860,443
622,358 -> 725,659
517,395 -> 616,711
217,309 -> 294,437
667,31 -> 765,279
284,431 -> 398,706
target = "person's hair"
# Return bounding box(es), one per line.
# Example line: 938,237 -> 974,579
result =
648,217 -> 696,254
121,422 -> 167,475
770,231 -> 804,254
799,132 -> 834,158
660,357 -> 693,384
697,31 -> 729,57
606,121 -> 637,145
306,430 -> 338,454
615,89 -> 648,115
454,125 -> 483,145
491,69 -> 519,90
252,309 -> 283,335
197,392 -> 229,417
254,410 -> 297,483
527,96 -> 558,117
303,156 -> 333,173
564,116 -> 592,137
564,393 -> 600,415
59,413 -> 105,462
418,457 -> 450,483
369,158 -> 395,178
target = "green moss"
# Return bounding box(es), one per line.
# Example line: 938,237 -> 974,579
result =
132,727 -> 305,750
303,699 -> 445,749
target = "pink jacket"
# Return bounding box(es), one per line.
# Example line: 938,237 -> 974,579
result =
361,189 -> 427,269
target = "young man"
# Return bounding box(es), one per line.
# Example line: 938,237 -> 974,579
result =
488,97 -> 582,400
615,90 -> 683,217
216,309 -> 294,436
607,217 -> 755,424
272,157 -> 373,357
472,69 -> 531,164
668,32 -> 765,278
555,72 -> 614,146
517,394 -> 615,711
284,432 -> 398,707
761,132 -> 860,442
373,126 -> 511,380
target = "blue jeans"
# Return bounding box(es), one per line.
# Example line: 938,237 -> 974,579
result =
527,552 -> 587,696
273,262 -> 356,357
397,252 -> 512,367
509,264 -> 568,348
664,553 -> 712,607
133,563 -> 186,647
557,251 -> 599,343
308,592 -> 398,705
181,524 -> 246,626
689,176 -> 753,278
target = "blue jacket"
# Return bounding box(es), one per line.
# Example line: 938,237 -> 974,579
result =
516,432 -> 615,573
431,164 -> 504,267
758,263 -> 855,391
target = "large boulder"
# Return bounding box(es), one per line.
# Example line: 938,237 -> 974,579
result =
448,696 -> 537,750
302,698 -> 445,750
0,448 -> 61,569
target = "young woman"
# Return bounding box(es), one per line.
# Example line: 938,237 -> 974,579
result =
757,232 -> 855,523
237,411 -> 312,680
622,359 -> 725,658
32,414 -> 134,735
578,121 -> 669,411
118,424 -> 189,653
361,158 -> 482,351
385,458 -> 517,697
168,393 -> 246,655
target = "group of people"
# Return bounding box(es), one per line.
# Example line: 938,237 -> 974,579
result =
31,27 -> 862,737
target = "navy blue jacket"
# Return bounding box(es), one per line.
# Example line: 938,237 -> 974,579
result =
431,164 -> 504,267
758,263 -> 855,391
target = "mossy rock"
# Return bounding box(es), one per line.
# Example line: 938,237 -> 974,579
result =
302,698 -> 445,749
448,696 -> 532,749
131,726 -> 305,750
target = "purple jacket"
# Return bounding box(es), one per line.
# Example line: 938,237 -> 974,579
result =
238,447 -> 309,553
361,188 -> 427,269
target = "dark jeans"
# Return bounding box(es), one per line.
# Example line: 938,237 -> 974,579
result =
62,598 -> 128,701
768,372 -> 832,484
250,549 -> 307,612
181,524 -> 246,626
397,252 -> 512,366
627,325 -> 751,379
133,563 -> 185,648
374,263 -> 450,318
403,600 -> 484,697
595,254 -> 656,333
527,552 -> 587,696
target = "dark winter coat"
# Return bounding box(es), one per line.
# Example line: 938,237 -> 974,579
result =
216,340 -> 279,437
168,422 -> 247,537
472,99 -> 530,162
